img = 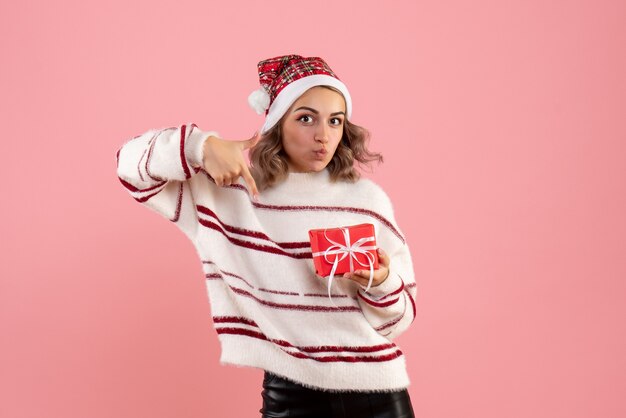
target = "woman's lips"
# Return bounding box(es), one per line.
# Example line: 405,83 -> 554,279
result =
313,149 -> 328,160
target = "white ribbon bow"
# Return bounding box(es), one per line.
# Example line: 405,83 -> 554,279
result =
311,227 -> 377,305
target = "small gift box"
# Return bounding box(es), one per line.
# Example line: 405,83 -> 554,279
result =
309,223 -> 379,303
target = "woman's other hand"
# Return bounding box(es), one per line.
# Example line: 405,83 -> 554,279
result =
342,248 -> 390,288
316,248 -> 390,287
202,132 -> 261,200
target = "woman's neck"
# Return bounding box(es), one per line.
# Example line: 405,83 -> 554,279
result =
270,167 -> 331,192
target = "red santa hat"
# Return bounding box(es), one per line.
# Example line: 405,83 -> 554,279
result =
247,54 -> 353,134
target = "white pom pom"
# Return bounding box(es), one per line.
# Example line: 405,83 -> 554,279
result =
248,87 -> 270,115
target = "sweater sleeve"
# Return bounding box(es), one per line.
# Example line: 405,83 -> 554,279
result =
115,123 -> 220,240
355,189 -> 418,341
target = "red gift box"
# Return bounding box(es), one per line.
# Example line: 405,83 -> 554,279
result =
308,223 -> 379,278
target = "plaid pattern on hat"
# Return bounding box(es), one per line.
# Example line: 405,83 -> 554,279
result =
248,53 -> 352,133
257,55 -> 340,115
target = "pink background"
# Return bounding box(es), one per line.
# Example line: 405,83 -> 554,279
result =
1,0 -> 625,417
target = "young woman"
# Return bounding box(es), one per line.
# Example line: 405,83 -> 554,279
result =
116,54 -> 417,418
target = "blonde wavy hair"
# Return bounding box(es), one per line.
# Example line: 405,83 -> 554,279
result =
249,86 -> 383,192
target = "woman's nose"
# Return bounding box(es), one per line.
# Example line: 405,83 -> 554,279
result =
314,124 -> 330,142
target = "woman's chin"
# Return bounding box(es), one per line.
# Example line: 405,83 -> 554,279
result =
309,162 -> 329,172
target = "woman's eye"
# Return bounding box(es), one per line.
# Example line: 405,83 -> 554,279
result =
298,115 -> 313,123
331,118 -> 343,126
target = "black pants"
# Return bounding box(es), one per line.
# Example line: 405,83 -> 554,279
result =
260,371 -> 415,418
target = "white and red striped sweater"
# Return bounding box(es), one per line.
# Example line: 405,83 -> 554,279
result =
115,123 -> 418,392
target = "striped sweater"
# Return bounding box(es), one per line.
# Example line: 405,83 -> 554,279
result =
115,123 -> 418,392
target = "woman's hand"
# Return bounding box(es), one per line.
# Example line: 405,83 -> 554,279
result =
318,248 -> 391,288
202,132 -> 261,200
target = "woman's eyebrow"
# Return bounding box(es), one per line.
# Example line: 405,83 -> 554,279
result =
293,106 -> 345,116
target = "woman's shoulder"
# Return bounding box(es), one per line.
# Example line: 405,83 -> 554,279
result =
346,176 -> 394,215
351,175 -> 390,197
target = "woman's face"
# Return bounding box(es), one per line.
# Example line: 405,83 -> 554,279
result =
280,86 -> 346,173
